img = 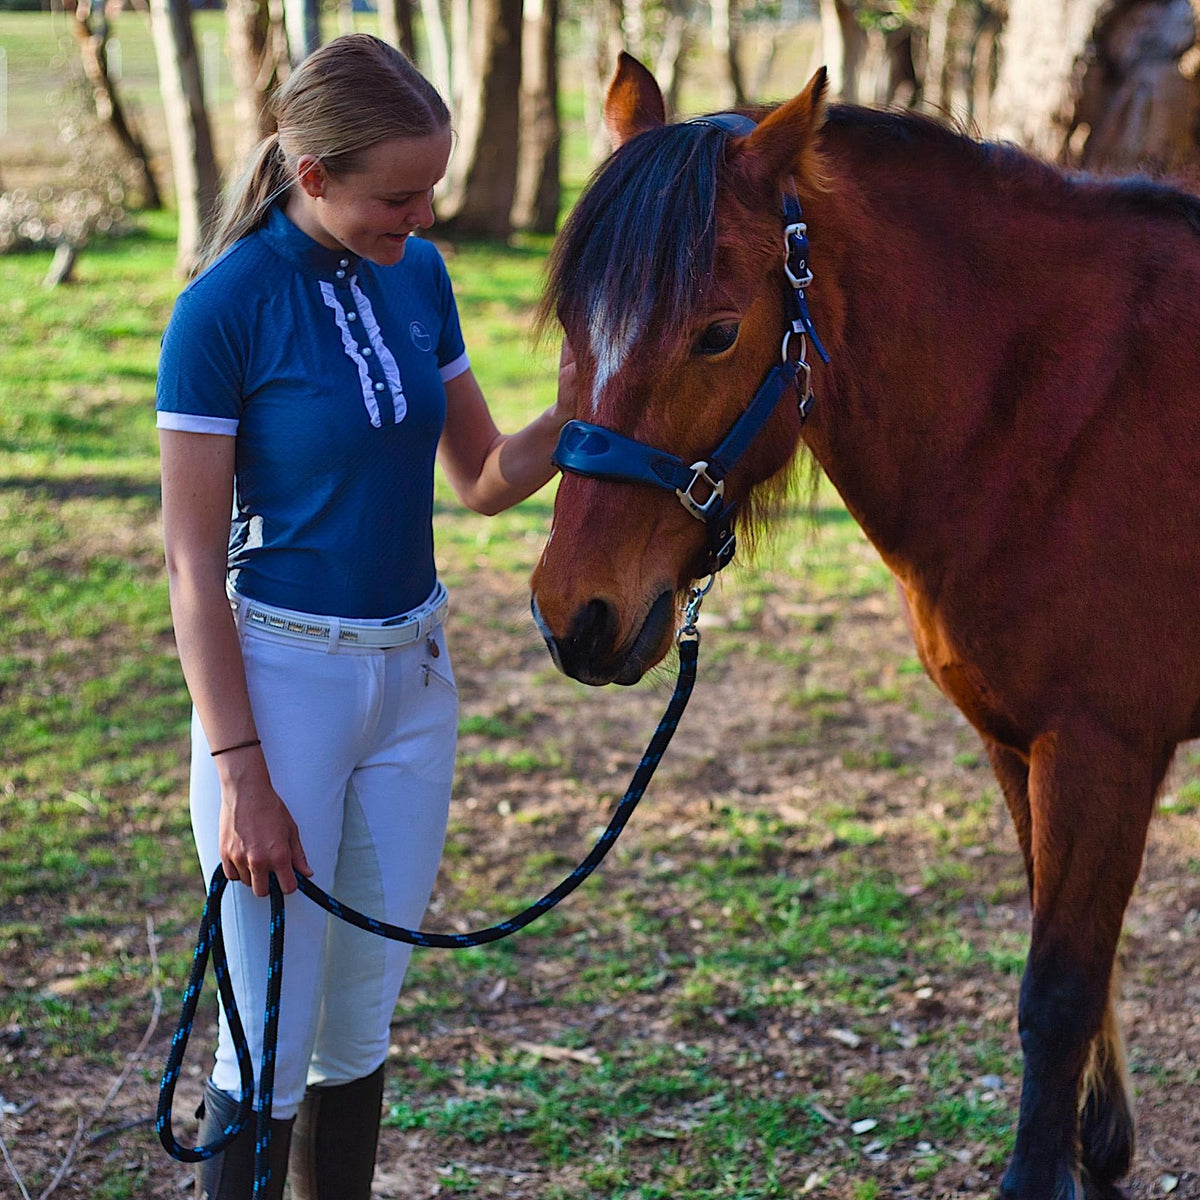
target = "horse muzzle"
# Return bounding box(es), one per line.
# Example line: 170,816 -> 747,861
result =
531,590 -> 675,685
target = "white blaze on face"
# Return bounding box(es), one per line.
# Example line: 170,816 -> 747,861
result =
587,294 -> 642,414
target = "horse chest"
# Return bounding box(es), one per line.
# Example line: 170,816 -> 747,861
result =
898,583 -> 1028,751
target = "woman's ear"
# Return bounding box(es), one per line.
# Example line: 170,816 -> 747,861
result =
295,154 -> 328,199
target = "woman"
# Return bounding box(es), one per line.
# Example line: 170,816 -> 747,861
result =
157,34 -> 575,1199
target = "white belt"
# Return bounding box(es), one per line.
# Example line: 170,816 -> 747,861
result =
233,582 -> 449,649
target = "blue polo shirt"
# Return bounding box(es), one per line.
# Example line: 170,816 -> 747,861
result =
157,204 -> 469,618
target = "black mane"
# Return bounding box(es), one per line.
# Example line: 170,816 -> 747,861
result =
822,103 -> 1200,236
543,122 -> 730,353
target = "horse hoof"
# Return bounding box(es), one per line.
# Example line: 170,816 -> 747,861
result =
1082,1173 -> 1130,1200
999,1163 -> 1083,1200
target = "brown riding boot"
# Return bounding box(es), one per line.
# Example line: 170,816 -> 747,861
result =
288,1063 -> 386,1200
194,1079 -> 293,1200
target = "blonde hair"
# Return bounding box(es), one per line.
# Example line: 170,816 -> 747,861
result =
198,35 -> 450,272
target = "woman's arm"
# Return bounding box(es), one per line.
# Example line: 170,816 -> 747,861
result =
159,429 -> 311,896
437,342 -> 576,516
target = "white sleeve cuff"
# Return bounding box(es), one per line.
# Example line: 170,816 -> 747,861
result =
439,351 -> 470,383
156,411 -> 239,436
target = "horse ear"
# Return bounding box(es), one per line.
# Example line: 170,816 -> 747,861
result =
603,52 -> 667,150
732,67 -> 829,192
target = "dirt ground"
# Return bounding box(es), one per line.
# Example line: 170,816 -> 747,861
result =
3,568 -> 1198,1199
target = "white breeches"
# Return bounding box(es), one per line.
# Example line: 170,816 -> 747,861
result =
189,601 -> 457,1118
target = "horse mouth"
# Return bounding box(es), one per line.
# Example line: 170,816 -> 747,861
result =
531,590 -> 675,686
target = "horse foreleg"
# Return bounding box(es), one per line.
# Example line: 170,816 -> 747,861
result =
998,729 -> 1161,1200
985,740 -> 1032,889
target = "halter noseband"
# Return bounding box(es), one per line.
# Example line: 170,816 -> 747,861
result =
552,112 -> 830,576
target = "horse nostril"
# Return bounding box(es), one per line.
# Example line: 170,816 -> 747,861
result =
567,598 -> 620,664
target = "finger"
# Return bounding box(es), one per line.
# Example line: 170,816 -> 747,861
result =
221,859 -> 242,884
250,866 -> 271,898
276,865 -> 299,895
291,833 -> 313,879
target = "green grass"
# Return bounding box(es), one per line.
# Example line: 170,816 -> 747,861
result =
10,18 -> 1185,1196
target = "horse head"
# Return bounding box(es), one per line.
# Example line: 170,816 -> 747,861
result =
531,53 -> 829,685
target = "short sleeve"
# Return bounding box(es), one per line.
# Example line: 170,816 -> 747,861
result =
155,283 -> 246,435
430,252 -> 469,383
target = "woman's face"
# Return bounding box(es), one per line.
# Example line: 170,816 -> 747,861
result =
291,125 -> 453,265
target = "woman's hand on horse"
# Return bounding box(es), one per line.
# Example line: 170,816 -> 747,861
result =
556,338 -> 578,422
216,756 -> 313,896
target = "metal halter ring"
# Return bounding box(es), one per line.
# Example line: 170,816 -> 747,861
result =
676,461 -> 726,520
679,574 -> 716,640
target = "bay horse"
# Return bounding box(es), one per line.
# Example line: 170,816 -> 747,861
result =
529,52 -> 1200,1200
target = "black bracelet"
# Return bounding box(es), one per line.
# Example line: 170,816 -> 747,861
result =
210,738 -> 262,758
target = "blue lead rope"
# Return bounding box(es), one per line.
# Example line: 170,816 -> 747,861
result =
158,632 -> 701,1194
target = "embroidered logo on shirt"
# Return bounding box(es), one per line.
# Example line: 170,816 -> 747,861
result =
410,322 -> 432,353
319,279 -> 408,426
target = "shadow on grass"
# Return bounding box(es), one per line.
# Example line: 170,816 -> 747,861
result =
0,475 -> 161,502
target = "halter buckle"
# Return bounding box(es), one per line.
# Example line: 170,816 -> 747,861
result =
676,461 -> 725,521
784,221 -> 814,289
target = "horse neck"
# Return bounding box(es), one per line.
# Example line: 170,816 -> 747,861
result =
796,139 -> 1089,579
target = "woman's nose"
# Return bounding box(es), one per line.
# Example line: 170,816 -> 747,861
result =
415,189 -> 436,229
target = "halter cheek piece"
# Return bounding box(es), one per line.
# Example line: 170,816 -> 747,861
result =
552,112 -> 831,576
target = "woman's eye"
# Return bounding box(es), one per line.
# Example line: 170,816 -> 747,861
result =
695,322 -> 739,355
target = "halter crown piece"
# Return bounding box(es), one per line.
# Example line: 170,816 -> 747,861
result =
552,112 -> 830,576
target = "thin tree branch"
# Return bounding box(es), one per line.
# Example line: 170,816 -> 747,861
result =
0,1129 -> 35,1200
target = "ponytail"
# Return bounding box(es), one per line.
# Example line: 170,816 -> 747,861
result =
196,133 -> 290,273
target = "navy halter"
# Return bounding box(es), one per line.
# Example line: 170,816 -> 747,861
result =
552,112 -> 830,576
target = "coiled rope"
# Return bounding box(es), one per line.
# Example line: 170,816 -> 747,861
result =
158,620 -> 703,1196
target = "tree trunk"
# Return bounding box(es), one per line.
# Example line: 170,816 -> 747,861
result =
512,0 -> 560,233
990,0 -> 1199,169
653,0 -> 692,119
149,0 -> 221,275
69,0 -> 163,208
225,0 -> 282,164
284,0 -> 320,64
989,0 -> 1106,157
450,0 -> 471,111
820,0 -> 867,101
881,23 -> 918,106
378,0 -> 417,59
438,0 -> 523,237
1075,0 -> 1199,172
417,0 -> 453,104
924,0 -> 955,112
969,2 -> 1004,131
710,0 -> 745,106
581,0 -> 625,159
43,242 -> 78,288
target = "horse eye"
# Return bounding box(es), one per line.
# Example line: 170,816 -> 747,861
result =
695,321 -> 739,356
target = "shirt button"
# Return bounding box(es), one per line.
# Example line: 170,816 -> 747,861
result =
362,346 -> 372,356
335,269 -> 346,279
339,258 -> 349,268
347,312 -> 357,321
374,381 -> 385,392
